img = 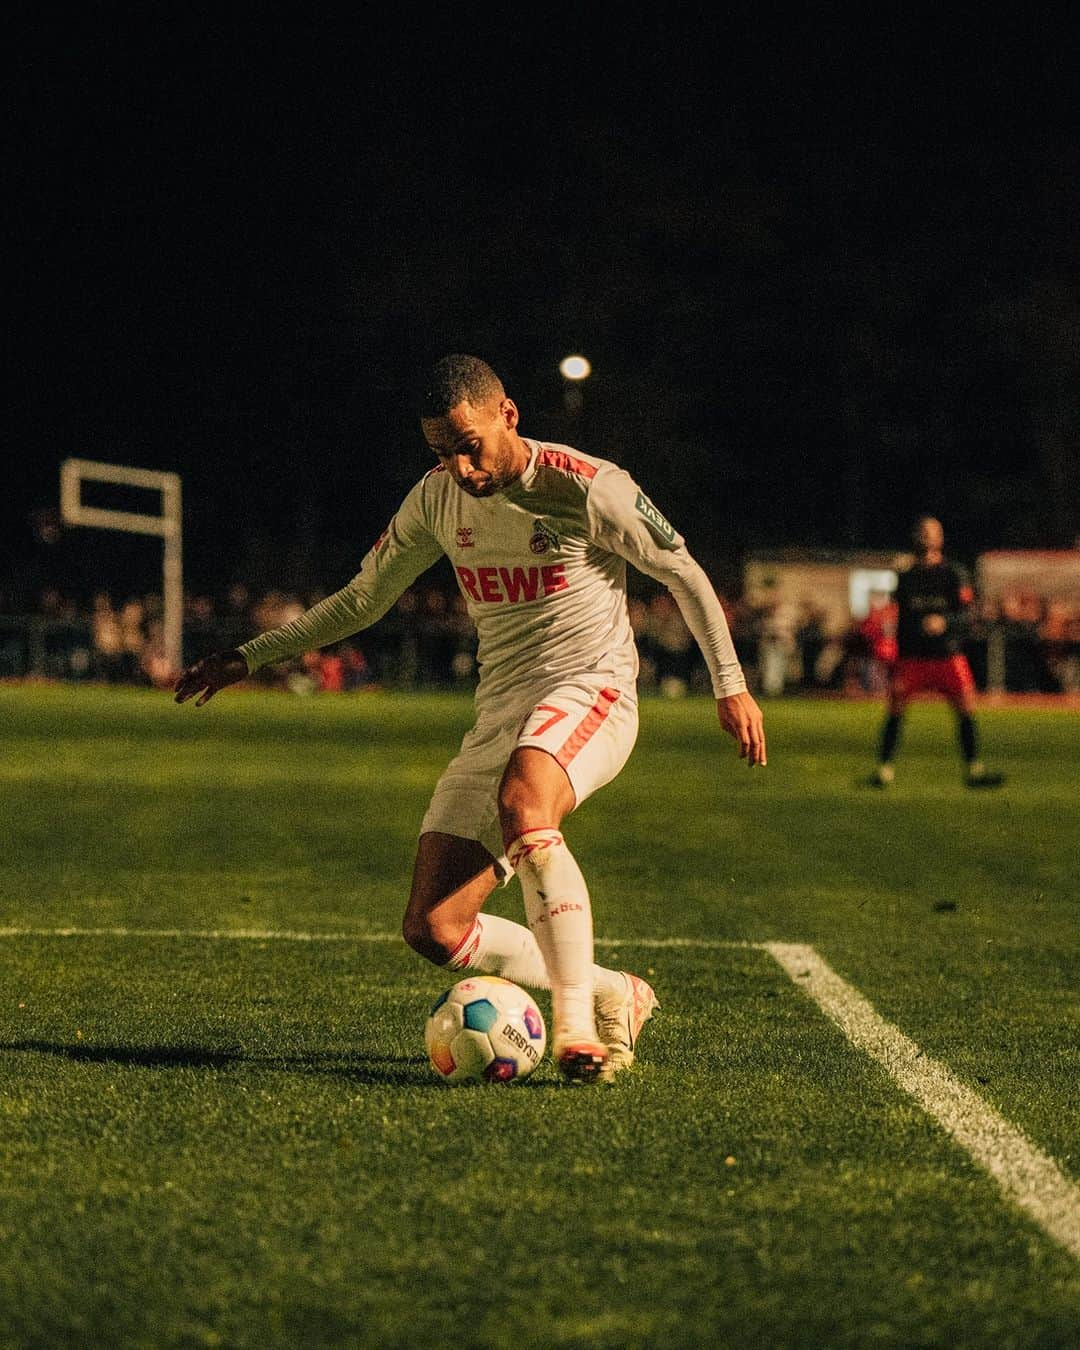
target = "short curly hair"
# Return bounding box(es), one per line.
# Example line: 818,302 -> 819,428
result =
419,354 -> 505,418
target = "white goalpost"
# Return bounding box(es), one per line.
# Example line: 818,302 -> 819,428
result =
60,458 -> 184,675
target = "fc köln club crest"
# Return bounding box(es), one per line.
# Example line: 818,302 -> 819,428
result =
529,520 -> 559,554
456,527 -> 475,549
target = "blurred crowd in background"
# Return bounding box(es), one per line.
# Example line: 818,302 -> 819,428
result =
2,577 -> 1077,697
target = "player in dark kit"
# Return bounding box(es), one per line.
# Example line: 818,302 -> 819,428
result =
870,516 -> 1004,789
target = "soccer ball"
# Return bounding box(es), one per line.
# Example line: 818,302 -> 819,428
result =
425,976 -> 547,1083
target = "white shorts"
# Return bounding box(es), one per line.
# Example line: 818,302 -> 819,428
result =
420,677 -> 639,882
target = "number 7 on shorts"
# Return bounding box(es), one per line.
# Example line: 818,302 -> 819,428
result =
520,704 -> 569,739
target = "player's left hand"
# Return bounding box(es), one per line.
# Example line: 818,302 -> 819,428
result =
716,692 -> 767,767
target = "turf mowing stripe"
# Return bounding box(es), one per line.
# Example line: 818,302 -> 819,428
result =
3,926 -> 1076,1258
764,941 -> 1080,1262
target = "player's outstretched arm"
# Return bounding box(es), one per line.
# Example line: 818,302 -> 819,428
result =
717,691 -> 767,767
174,650 -> 248,707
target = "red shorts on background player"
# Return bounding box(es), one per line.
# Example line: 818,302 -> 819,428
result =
890,653 -> 975,703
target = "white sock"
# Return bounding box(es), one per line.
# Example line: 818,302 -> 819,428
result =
507,829 -> 598,1043
444,913 -> 625,999
444,913 -> 546,984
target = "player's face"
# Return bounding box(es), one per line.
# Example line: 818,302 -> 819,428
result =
421,397 -> 527,497
914,517 -> 944,555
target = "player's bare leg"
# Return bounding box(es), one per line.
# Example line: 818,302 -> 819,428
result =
499,747 -> 615,1083
401,833 -> 501,966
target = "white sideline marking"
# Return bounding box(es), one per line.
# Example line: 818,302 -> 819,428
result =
0,926 -> 399,943
765,942 -> 1080,1262
0,927 -> 750,949
3,925 -> 1075,1259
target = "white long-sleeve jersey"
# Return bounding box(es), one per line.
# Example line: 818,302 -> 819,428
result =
239,440 -> 747,705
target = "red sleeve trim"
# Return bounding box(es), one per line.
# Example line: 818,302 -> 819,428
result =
536,448 -> 598,480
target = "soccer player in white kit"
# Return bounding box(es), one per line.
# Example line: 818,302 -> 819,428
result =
175,355 -> 766,1083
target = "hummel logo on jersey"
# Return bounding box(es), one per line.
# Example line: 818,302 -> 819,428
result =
529,519 -> 559,555
456,526 -> 476,549
634,492 -> 678,549
456,564 -> 568,604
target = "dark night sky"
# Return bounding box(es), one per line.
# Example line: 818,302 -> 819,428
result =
6,9 -> 1079,606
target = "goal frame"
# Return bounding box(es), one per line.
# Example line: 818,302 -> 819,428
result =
59,458 -> 183,675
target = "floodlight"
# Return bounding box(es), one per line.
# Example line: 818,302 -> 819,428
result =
559,355 -> 592,381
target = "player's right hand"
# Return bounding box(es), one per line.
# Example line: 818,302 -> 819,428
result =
173,650 -> 248,706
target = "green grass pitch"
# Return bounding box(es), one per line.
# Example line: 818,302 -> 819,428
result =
1,684 -> 1077,1348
